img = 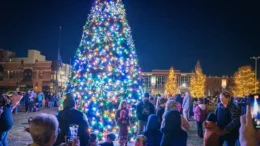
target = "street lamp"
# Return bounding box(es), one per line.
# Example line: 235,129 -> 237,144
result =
250,56 -> 260,93
151,76 -> 156,95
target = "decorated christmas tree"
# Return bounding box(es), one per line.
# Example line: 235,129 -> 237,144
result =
66,0 -> 143,141
232,66 -> 259,97
164,67 -> 178,96
190,61 -> 206,98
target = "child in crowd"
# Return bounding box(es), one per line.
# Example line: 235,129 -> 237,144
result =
204,113 -> 220,146
88,133 -> 98,146
99,133 -> 116,146
134,135 -> 147,146
117,110 -> 130,146
193,98 -> 207,138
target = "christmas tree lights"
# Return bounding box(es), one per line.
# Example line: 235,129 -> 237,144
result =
232,66 -> 259,97
190,61 -> 206,98
66,0 -> 143,140
164,67 -> 178,96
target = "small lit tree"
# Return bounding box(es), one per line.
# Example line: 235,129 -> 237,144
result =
164,67 -> 178,96
190,61 -> 206,98
232,66 -> 259,97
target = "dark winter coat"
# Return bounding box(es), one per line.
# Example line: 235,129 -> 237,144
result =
137,101 -> 155,121
143,115 -> 162,146
99,142 -> 114,146
0,104 -> 14,132
160,110 -> 187,146
23,93 -> 31,104
156,106 -> 165,125
214,101 -> 240,137
54,108 -> 90,146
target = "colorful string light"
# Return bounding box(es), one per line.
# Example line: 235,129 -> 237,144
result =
65,0 -> 143,140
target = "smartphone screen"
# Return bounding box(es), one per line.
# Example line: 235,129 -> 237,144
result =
250,94 -> 260,129
68,124 -> 79,141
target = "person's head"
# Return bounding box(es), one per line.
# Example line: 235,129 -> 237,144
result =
143,93 -> 149,103
162,110 -> 182,131
118,100 -> 127,110
198,98 -> 204,104
159,97 -> 167,107
27,90 -> 31,94
135,135 -> 147,146
206,113 -> 217,123
120,110 -> 127,119
146,114 -> 159,131
29,113 -> 59,146
89,132 -> 97,142
219,91 -> 232,106
63,93 -> 75,109
165,100 -> 178,112
185,92 -> 190,96
149,97 -> 155,104
106,133 -> 116,143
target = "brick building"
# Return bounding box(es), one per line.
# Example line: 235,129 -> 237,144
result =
0,49 -> 71,92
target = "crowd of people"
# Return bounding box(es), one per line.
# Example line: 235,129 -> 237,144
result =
1,90 -> 260,146
20,90 -> 61,112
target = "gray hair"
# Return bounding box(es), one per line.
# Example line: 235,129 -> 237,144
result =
29,113 -> 59,145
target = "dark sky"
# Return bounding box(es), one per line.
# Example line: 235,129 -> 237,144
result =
0,0 -> 260,77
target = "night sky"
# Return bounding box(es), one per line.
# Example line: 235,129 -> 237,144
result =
0,0 -> 260,77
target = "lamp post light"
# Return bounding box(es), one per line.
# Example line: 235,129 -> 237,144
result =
250,56 -> 260,93
221,79 -> 227,91
151,76 -> 156,95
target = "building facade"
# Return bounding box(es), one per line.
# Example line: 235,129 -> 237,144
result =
142,70 -> 193,95
0,49 -> 71,92
142,69 -> 233,96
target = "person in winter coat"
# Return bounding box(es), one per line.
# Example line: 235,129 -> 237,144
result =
54,93 -> 90,146
37,92 -> 44,108
193,98 -> 207,138
136,93 -> 155,134
182,92 -> 192,121
0,93 -> 13,146
143,114 -> 162,146
23,90 -> 31,112
117,110 -> 129,146
162,100 -> 190,131
204,113 -> 221,146
116,100 -> 129,122
156,97 -> 167,126
160,110 -> 188,146
214,91 -> 241,146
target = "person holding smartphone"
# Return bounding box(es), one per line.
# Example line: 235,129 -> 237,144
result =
54,93 -> 89,146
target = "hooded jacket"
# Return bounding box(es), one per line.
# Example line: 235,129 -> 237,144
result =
160,111 -> 187,146
54,94 -> 89,146
143,114 -> 162,146
137,101 -> 155,121
193,104 -> 207,122
204,121 -> 220,146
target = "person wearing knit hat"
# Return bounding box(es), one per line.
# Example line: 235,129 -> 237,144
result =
63,93 -> 76,109
55,93 -> 90,146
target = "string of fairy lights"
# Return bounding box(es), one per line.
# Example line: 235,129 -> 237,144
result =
65,0 -> 143,140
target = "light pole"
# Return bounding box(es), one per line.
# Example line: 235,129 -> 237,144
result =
250,56 -> 260,93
